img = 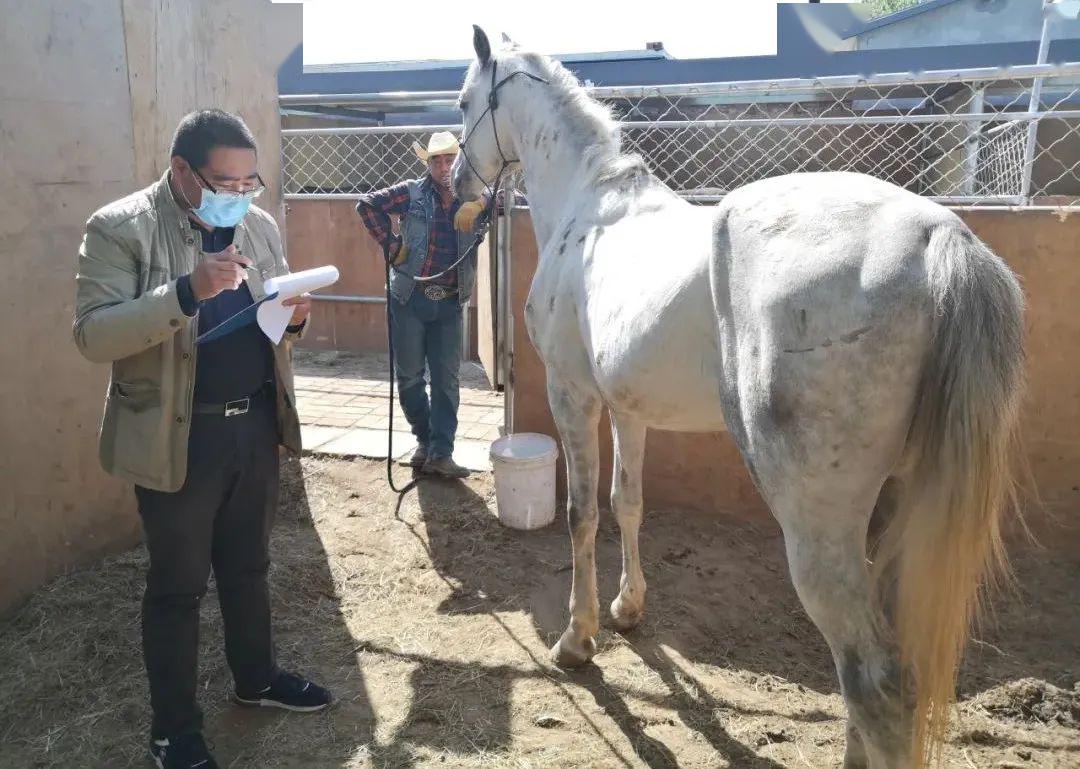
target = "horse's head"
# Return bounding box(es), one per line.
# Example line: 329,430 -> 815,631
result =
452,26 -> 539,202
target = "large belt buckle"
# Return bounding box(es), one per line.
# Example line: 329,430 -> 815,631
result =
424,285 -> 448,301
224,397 -> 250,417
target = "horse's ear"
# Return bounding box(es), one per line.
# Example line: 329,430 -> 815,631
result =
473,25 -> 491,67
501,32 -> 520,49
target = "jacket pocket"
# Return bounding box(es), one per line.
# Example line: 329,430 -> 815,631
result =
402,207 -> 426,250
112,379 -> 161,413
103,395 -> 168,482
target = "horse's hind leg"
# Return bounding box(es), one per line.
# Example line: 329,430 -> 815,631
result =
608,413 -> 647,631
773,488 -> 910,769
844,722 -> 871,769
548,377 -> 603,668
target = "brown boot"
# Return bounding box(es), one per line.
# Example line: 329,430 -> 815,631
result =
422,455 -> 470,479
405,445 -> 429,468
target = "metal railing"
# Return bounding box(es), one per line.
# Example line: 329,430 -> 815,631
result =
281,63 -> 1080,208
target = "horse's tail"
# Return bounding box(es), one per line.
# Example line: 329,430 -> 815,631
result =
875,221 -> 1025,767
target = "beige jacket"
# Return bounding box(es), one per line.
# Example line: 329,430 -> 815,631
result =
74,171 -> 303,492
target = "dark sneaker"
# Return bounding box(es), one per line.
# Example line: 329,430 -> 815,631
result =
423,455 -> 470,479
404,444 -> 429,468
234,670 -> 332,713
149,733 -> 218,769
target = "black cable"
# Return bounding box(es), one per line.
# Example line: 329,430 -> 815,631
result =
383,240 -> 418,495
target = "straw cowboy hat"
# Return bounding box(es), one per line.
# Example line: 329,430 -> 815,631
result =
412,131 -> 460,162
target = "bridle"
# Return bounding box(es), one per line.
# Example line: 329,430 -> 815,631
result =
457,58 -> 549,216
401,58 -> 548,285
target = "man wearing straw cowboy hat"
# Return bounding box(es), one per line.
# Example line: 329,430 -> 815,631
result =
356,131 -> 500,478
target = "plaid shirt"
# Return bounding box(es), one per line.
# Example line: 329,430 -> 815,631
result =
356,176 -> 461,287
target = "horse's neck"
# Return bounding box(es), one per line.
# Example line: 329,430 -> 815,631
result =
509,88 -> 612,251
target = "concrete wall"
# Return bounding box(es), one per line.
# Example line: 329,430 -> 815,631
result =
506,209 -> 1080,520
121,0 -> 299,227
0,0 -> 301,615
0,0 -> 142,617
284,199 -> 484,356
857,0 -> 1080,50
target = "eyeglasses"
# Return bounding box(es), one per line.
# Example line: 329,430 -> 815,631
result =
194,167 -> 265,200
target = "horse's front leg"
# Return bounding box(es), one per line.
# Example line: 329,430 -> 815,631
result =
608,413 -> 647,631
548,379 -> 603,668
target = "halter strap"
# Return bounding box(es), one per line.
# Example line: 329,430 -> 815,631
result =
458,59 -> 549,206
402,58 -> 551,286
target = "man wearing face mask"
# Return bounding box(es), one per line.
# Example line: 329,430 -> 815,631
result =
355,131 -> 500,478
74,109 -> 330,769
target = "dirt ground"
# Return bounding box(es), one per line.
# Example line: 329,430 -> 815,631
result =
1,456 -> 1077,768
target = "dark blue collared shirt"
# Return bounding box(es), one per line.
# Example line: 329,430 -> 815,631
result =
177,223 -> 275,403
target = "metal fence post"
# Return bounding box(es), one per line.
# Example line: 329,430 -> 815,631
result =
1021,1 -> 1054,203
500,179 -> 516,436
962,85 -> 986,196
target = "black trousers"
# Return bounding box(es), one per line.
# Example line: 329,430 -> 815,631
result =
135,394 -> 279,739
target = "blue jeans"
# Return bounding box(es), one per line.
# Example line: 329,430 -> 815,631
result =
390,291 -> 462,458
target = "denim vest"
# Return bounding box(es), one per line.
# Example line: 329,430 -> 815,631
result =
391,177 -> 478,306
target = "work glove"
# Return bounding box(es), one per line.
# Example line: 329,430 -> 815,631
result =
454,200 -> 486,232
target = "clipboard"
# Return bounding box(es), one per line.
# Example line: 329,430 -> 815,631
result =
195,265 -> 340,345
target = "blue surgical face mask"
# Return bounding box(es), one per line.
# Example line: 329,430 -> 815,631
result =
191,188 -> 254,227
183,166 -> 263,227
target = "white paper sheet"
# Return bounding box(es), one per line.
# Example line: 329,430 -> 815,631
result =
257,265 -> 340,344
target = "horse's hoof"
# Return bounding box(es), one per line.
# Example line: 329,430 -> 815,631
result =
551,632 -> 596,669
609,596 -> 644,632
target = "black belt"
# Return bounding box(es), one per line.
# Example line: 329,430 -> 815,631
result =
191,382 -> 274,417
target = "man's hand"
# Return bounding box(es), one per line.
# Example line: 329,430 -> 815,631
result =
189,245 -> 251,301
282,293 -> 311,326
454,200 -> 486,232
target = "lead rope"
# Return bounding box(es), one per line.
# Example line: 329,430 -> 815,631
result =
383,240 -> 417,494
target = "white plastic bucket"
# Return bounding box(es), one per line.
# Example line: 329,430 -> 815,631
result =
489,433 -> 559,530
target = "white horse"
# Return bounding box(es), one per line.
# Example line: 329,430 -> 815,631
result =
452,27 -> 1025,769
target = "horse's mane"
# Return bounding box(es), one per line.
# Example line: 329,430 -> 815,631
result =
517,50 -> 651,189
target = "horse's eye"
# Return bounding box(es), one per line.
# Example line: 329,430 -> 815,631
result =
459,101 -> 469,112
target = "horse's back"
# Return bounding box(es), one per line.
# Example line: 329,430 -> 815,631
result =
713,172 -> 952,342
716,172 -> 953,290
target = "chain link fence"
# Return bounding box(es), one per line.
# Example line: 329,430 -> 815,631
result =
281,63 -> 1080,207
282,125 -> 454,197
